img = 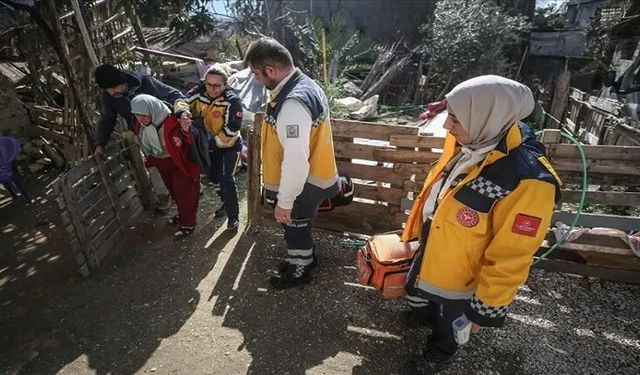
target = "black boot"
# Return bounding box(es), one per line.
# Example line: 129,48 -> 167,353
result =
278,256 -> 317,274
405,353 -> 452,375
270,263 -> 312,289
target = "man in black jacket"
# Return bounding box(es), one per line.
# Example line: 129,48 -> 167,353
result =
93,64 -> 190,154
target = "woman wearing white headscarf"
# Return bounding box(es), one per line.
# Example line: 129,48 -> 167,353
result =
401,76 -> 561,374
131,94 -> 201,239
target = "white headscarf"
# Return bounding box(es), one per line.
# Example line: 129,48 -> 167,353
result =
446,75 -> 535,151
131,94 -> 171,157
427,76 -> 535,218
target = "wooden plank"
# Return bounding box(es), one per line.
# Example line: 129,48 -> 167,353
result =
538,241 -> 640,271
375,149 -> 439,164
118,188 -> 138,207
91,217 -> 121,248
552,159 -> 640,176
334,142 -> 439,164
332,119 -> 418,141
334,142 -> 392,161
552,211 -> 640,231
352,183 -> 405,205
134,46 -> 204,63
248,113 -> 263,225
336,161 -> 405,185
561,190 -> 640,206
57,177 -> 98,268
78,184 -> 108,214
549,68 -> 570,128
389,134 -> 445,149
71,173 -> 102,201
543,230 -> 630,248
534,258 -> 640,285
83,195 -> 111,222
394,162 -> 431,177
122,133 -> 157,211
548,144 -> 640,161
95,155 -> 126,227
557,171 -> 639,186
86,210 -> 116,239
36,126 -> 70,144
120,198 -> 144,224
93,226 -> 122,264
404,179 -> 421,192
65,158 -> 98,183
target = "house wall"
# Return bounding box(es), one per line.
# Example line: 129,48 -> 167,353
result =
274,0 -> 436,44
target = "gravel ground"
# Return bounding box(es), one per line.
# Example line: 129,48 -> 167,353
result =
1,173 -> 639,374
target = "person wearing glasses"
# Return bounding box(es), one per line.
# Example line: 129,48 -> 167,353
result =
183,65 -> 244,230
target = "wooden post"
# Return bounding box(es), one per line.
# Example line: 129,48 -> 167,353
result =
70,0 -> 99,68
95,153 -> 127,227
40,0 -> 96,148
122,132 -> 157,211
548,59 -> 571,129
57,175 -> 99,268
247,113 -> 264,225
123,1 -> 149,49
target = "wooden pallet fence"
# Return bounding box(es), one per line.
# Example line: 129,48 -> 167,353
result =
248,117 -> 445,234
565,88 -> 640,146
53,138 -> 152,276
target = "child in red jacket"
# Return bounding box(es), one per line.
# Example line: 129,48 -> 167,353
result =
131,94 -> 201,238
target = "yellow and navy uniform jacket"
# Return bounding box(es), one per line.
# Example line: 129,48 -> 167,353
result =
184,87 -> 243,148
402,123 -> 561,327
262,69 -> 338,193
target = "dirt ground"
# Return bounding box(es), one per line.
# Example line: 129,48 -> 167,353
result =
1,170 -> 640,375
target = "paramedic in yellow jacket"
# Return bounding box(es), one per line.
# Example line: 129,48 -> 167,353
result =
184,65 -> 244,231
245,38 -> 340,289
401,75 -> 561,374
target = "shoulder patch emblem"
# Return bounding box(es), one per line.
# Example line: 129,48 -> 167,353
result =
512,214 -> 542,237
286,124 -> 299,138
456,207 -> 479,228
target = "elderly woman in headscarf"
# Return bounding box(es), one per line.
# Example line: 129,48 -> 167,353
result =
401,76 -> 561,374
131,94 -> 201,239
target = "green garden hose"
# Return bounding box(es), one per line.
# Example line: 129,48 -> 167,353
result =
533,130 -> 588,265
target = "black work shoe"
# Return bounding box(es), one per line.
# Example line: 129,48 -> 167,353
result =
214,205 -> 226,218
278,257 -> 317,274
400,308 -> 435,329
226,218 -> 240,231
405,355 -> 451,375
269,263 -> 312,289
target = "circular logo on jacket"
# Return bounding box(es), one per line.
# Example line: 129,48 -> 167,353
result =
456,207 -> 479,228
212,111 -> 222,118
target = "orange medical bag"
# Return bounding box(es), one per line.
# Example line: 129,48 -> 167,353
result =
355,232 -> 419,298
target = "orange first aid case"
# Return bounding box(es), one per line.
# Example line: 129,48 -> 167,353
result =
355,232 -> 419,298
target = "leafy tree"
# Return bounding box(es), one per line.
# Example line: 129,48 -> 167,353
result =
133,0 -> 218,38
532,4 -> 568,30
422,0 -> 530,99
293,16 -> 376,82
